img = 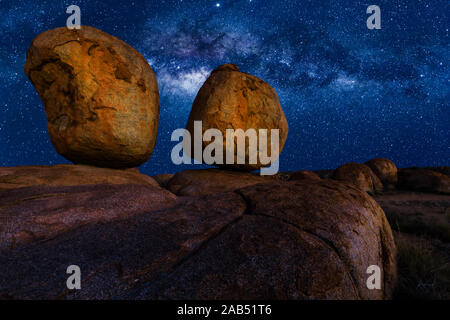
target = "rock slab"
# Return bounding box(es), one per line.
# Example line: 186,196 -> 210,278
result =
0,164 -> 159,189
398,168 -> 450,194
0,166 -> 396,300
166,168 -> 270,196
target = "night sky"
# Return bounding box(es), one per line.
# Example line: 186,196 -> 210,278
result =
0,0 -> 448,175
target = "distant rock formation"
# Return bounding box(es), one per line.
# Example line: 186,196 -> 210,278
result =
185,64 -> 289,171
332,162 -> 383,193
24,26 -> 160,168
398,168 -> 450,194
365,158 -> 398,188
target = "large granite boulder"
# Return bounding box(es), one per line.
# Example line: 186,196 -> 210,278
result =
185,64 -> 288,171
129,180 -> 396,300
24,26 -> 160,168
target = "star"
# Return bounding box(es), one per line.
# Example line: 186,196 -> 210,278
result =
0,0 -> 447,174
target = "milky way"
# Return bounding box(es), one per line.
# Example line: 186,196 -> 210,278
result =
0,0 -> 448,175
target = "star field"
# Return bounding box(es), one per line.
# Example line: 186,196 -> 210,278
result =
0,0 -> 448,175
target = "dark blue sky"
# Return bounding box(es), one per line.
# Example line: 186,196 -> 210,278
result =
0,0 -> 448,175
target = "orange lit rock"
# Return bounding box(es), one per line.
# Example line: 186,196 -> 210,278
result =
186,64 -> 288,171
25,26 -> 160,168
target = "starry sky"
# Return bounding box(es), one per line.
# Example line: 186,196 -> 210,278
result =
0,0 -> 448,175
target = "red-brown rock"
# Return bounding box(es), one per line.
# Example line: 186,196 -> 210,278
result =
332,162 -> 383,193
0,167 -> 396,300
135,180 -> 396,300
289,170 -> 321,181
152,173 -> 175,188
235,180 -> 396,299
0,183 -> 177,250
0,164 -> 160,189
166,169 -> 270,196
365,158 -> 398,187
0,192 -> 245,299
24,26 -> 160,168
424,166 -> 450,176
398,168 -> 450,194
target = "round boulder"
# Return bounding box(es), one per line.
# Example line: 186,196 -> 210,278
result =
332,162 -> 383,193
185,64 -> 288,171
24,26 -> 160,168
365,158 -> 398,187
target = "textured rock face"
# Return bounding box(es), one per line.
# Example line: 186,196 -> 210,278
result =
185,64 -> 289,171
398,168 -> 450,194
0,183 -> 177,250
289,170 -> 321,181
0,192 -> 244,299
24,26 -> 160,168
152,173 -> 175,188
166,169 -> 270,196
130,180 -> 396,300
424,166 -> 450,177
365,158 -> 398,187
0,164 -> 159,189
0,166 -> 396,300
232,180 -> 397,300
332,162 -> 383,193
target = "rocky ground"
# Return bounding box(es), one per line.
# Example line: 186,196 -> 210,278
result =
0,161 -> 448,300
